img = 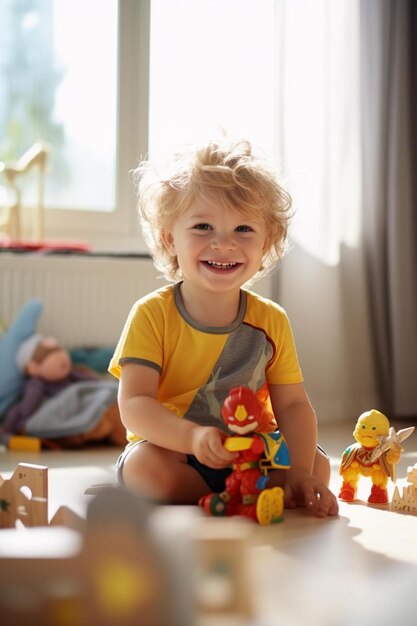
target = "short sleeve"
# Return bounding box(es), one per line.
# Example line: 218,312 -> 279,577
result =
265,307 -> 303,385
108,299 -> 164,380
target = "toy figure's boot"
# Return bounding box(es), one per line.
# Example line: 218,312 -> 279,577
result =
338,482 -> 357,502
256,487 -> 284,525
199,492 -> 234,517
368,484 -> 388,504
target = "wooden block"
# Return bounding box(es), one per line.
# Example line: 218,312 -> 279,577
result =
193,517 -> 255,618
0,463 -> 48,527
0,487 -> 194,626
50,506 -> 86,533
0,480 -> 28,529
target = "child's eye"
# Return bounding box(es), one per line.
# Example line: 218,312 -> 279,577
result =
193,223 -> 212,231
235,225 -> 254,233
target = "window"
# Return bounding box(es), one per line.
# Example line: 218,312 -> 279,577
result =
1,0 -> 359,259
0,0 -> 117,212
149,0 -> 278,157
1,0 -> 283,250
0,0 -> 149,250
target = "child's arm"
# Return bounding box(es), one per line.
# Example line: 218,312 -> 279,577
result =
269,382 -> 338,517
118,362 -> 236,468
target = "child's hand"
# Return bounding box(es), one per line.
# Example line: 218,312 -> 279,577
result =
189,425 -> 237,469
284,468 -> 339,518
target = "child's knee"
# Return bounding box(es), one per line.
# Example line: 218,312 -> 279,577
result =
121,442 -> 185,500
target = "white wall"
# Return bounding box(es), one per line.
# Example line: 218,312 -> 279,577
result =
276,243 -> 378,423
2,251 -> 374,423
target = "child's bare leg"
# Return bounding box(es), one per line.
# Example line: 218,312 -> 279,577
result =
313,446 -> 331,485
121,441 -> 212,504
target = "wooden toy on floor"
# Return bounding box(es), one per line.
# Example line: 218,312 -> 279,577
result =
194,517 -> 255,619
0,486 -> 194,626
0,462 -> 48,527
0,464 -> 254,624
391,463 -> 417,514
0,462 -> 84,530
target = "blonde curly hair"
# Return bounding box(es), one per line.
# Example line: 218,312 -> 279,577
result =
133,137 -> 292,283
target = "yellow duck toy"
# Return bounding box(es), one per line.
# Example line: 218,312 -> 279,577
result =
338,409 -> 414,504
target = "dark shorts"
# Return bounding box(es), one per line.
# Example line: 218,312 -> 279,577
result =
116,440 -> 329,493
186,454 -> 232,492
116,440 -> 232,492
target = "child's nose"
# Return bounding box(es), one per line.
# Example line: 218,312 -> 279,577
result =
211,232 -> 236,250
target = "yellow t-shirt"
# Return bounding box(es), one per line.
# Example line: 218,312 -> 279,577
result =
109,283 -> 303,442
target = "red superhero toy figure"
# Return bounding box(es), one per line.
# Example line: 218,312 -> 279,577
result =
199,387 -> 290,525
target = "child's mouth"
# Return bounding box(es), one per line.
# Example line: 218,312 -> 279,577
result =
204,261 -> 240,270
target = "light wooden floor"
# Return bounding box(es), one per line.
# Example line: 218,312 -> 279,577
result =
1,418 -> 417,626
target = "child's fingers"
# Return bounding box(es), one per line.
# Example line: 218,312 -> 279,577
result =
197,430 -> 236,468
211,431 -> 236,458
285,475 -> 339,517
283,485 -> 297,509
304,486 -> 339,517
211,441 -> 236,464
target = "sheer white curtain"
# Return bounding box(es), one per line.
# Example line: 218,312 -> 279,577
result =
149,0 -> 378,422
274,0 -> 361,265
273,0 -> 378,422
274,0 -> 417,421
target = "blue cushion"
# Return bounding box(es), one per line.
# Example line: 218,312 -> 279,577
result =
0,299 -> 43,417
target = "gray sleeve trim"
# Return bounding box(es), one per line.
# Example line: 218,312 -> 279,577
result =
119,357 -> 162,374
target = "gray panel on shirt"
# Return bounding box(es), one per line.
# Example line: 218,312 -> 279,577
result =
183,323 -> 273,432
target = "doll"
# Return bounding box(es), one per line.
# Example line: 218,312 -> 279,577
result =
3,334 -> 126,447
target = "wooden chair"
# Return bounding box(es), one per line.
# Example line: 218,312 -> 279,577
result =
0,142 -> 48,241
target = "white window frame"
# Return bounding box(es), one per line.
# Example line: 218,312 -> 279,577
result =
43,0 -> 150,252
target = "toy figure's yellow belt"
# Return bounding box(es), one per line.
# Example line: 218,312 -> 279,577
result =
232,461 -> 259,471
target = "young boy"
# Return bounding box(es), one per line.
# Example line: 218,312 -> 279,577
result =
109,137 -> 339,518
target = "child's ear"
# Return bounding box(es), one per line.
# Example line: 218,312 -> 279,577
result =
161,228 -> 176,256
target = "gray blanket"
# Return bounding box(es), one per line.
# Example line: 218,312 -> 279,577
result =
24,380 -> 119,438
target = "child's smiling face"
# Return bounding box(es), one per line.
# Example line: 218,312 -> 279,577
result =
162,197 -> 269,295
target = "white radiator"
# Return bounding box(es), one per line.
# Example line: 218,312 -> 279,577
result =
1,253 -> 273,348
0,253 -> 163,348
